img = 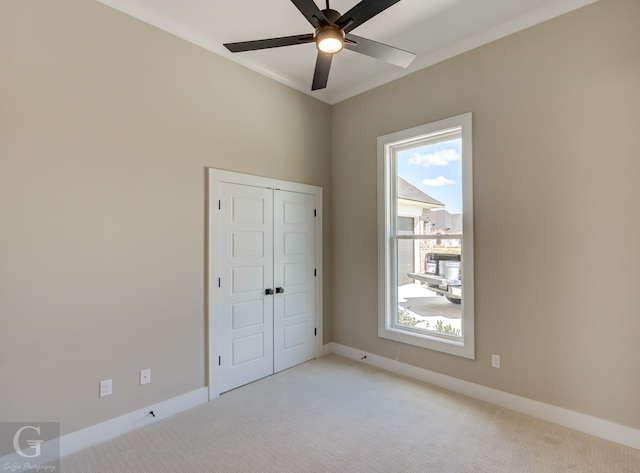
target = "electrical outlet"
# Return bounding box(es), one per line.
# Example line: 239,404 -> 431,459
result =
140,368 -> 151,385
100,379 -> 112,397
491,354 -> 501,369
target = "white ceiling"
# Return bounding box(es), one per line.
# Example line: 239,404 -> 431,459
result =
96,0 -> 597,104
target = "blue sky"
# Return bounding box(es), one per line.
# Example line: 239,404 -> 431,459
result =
397,138 -> 462,214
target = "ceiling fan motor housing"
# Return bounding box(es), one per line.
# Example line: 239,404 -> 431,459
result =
315,9 -> 345,53
321,8 -> 342,25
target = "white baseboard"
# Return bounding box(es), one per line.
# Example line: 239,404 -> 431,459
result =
61,387 -> 209,457
0,387 -> 209,466
324,342 -> 640,451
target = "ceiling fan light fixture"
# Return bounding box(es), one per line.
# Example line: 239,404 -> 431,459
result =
316,27 -> 344,54
223,0 -> 416,90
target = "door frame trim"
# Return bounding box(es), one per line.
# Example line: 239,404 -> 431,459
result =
207,169 -> 323,400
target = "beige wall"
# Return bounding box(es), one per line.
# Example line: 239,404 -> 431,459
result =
0,0 -> 331,434
331,0 -> 640,429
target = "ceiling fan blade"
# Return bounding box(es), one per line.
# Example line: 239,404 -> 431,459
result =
291,0 -> 330,28
224,34 -> 315,53
336,0 -> 402,33
312,52 -> 333,90
344,34 -> 415,68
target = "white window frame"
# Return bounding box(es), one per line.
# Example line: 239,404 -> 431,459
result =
377,113 -> 475,359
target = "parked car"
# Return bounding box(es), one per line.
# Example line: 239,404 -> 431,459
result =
408,253 -> 461,303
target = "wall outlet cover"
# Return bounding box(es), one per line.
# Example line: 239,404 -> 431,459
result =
140,368 -> 151,385
100,379 -> 112,397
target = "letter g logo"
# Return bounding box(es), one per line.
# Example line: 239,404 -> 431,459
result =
13,425 -> 44,458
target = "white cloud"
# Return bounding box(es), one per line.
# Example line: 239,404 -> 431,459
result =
408,148 -> 460,167
422,176 -> 456,187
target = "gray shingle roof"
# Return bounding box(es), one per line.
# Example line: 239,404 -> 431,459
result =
397,177 -> 444,206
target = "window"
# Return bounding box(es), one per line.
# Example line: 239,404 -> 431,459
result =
377,113 -> 474,358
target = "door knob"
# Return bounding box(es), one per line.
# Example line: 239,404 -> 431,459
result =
275,287 -> 284,294
265,288 -> 274,295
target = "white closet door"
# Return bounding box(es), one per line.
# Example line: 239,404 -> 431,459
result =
273,190 -> 317,373
209,169 -> 322,399
215,182 -> 274,394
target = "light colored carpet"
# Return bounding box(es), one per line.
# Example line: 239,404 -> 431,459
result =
62,354 -> 640,472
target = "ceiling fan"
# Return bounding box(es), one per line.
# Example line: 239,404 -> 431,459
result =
223,0 -> 416,91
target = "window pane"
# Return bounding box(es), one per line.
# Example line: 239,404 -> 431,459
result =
395,137 -> 463,338
397,216 -> 416,286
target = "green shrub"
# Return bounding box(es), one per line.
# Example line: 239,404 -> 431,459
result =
398,307 -> 419,327
432,319 -> 461,336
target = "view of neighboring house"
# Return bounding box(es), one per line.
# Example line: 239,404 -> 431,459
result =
430,208 -> 462,235
397,177 -> 464,284
396,177 -> 443,284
